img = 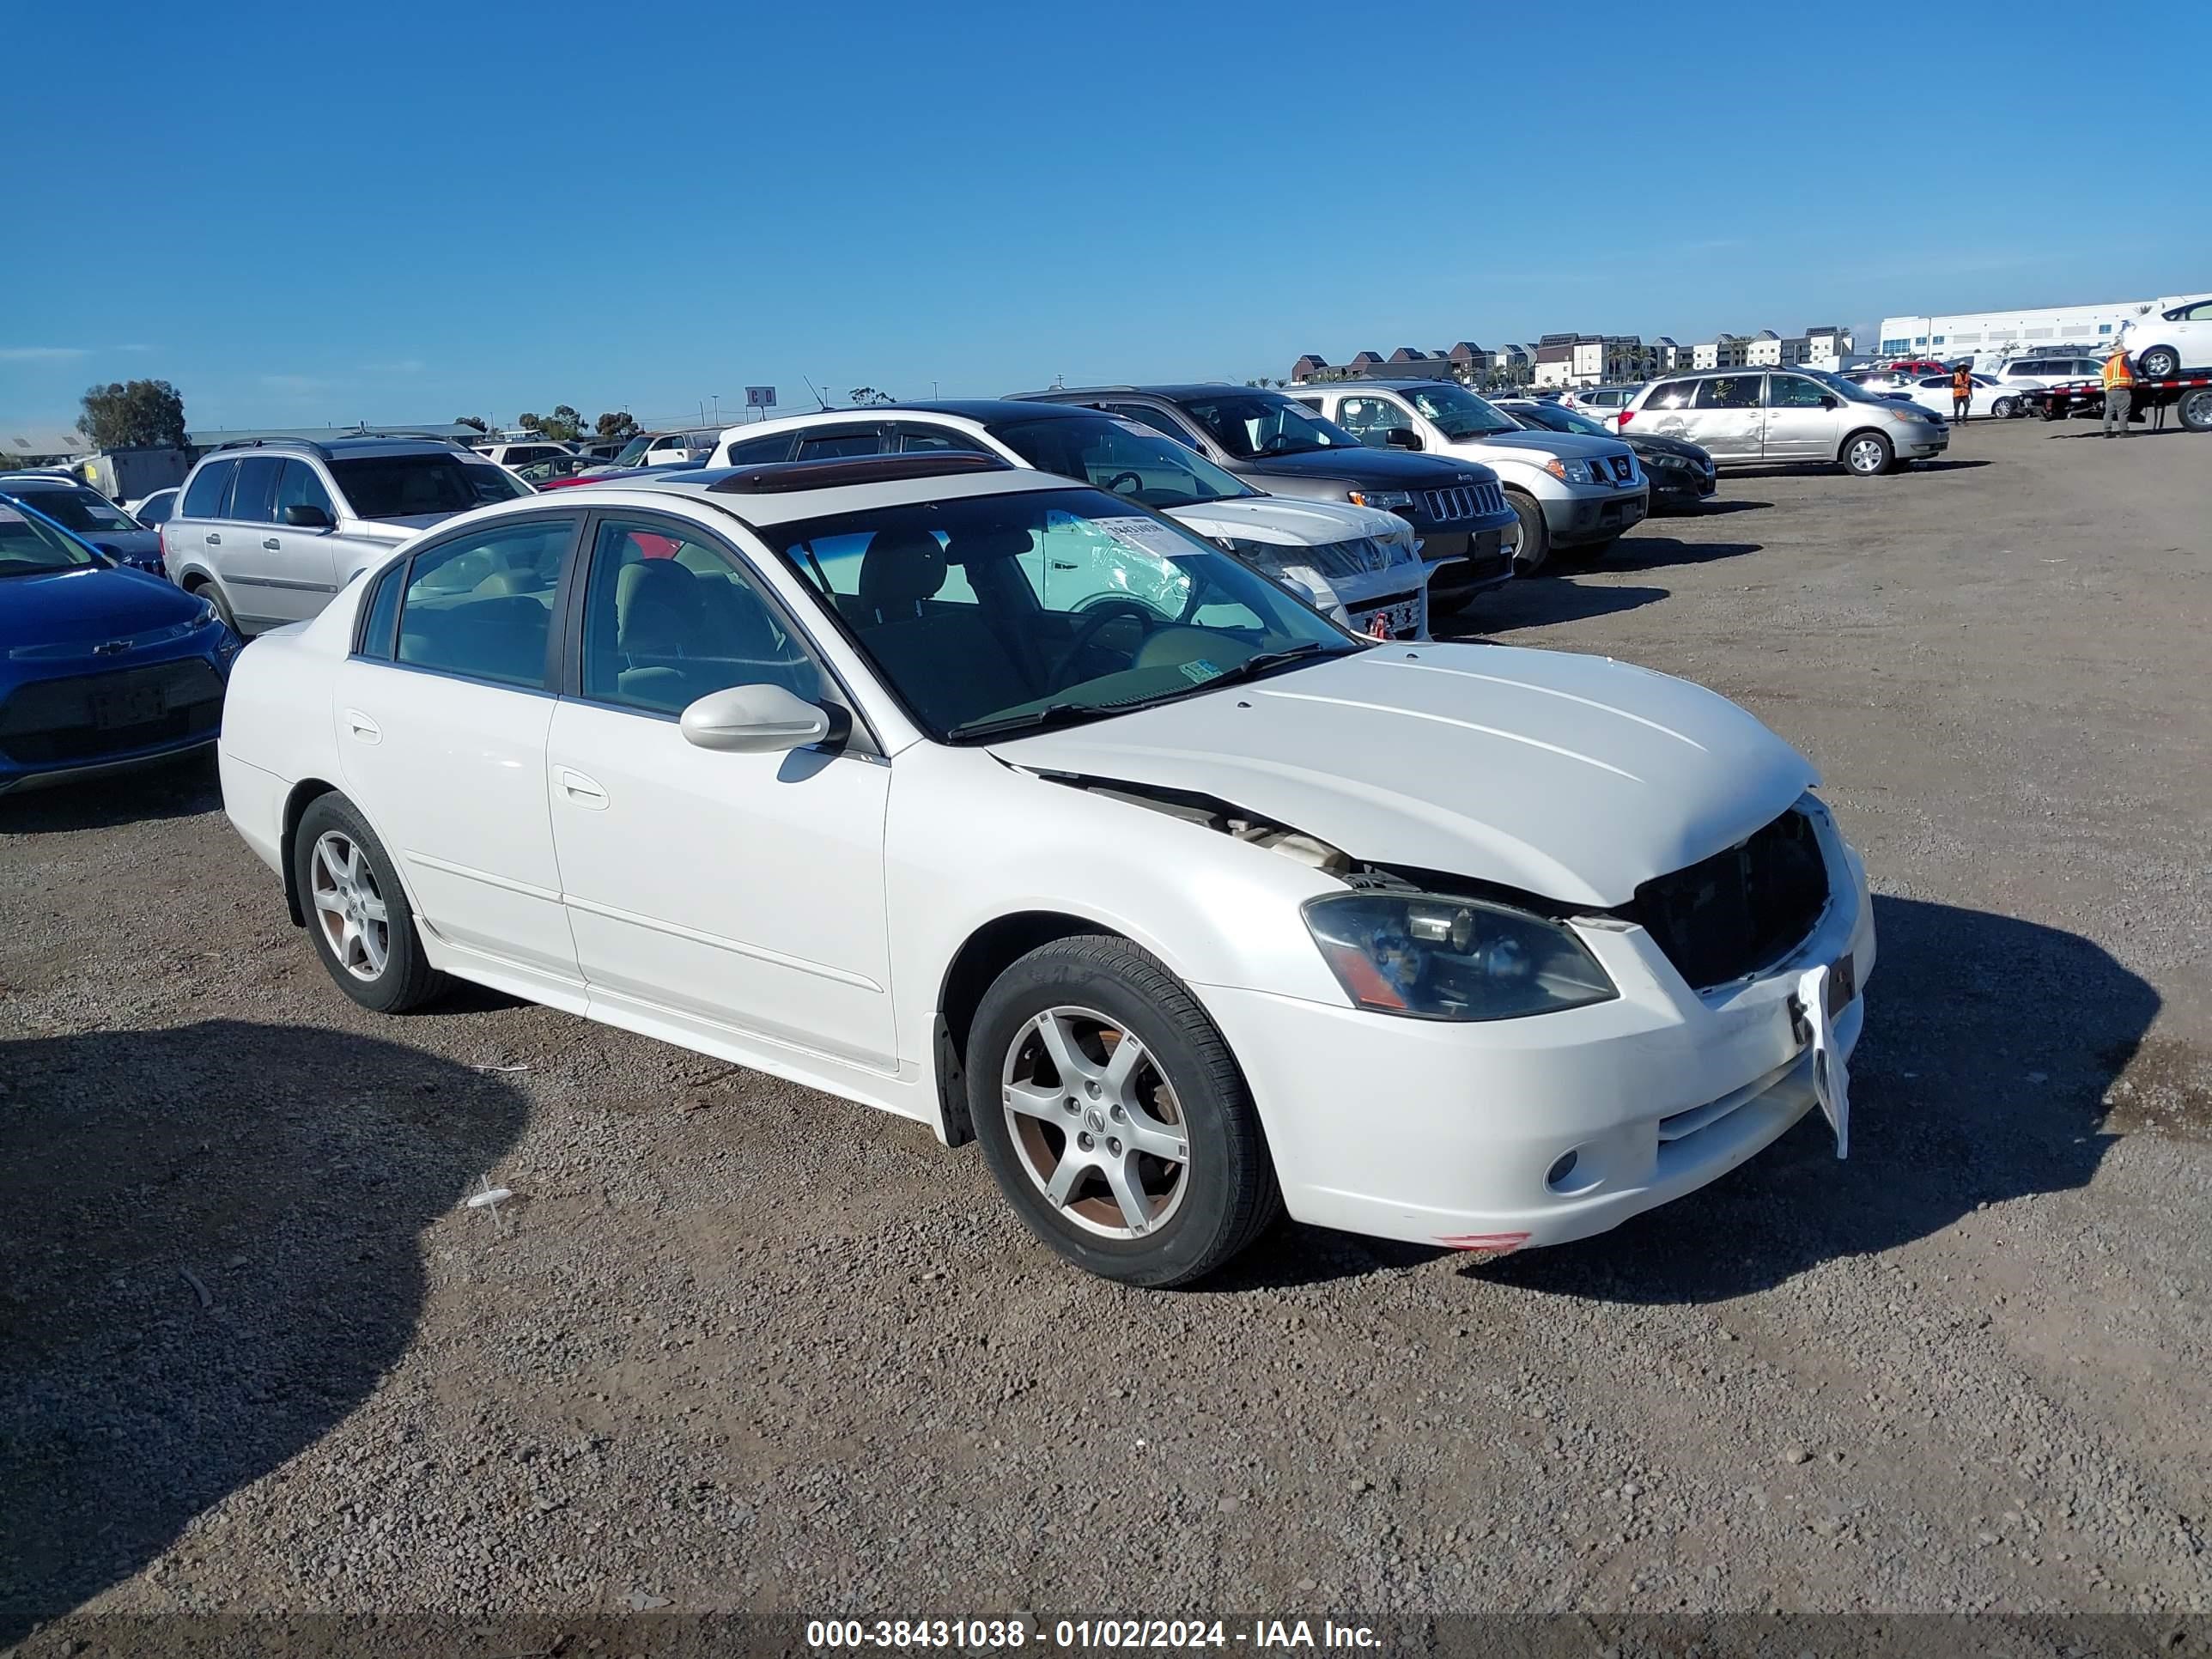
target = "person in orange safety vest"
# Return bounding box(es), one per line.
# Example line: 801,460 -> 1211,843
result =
2102,348 -> 2136,438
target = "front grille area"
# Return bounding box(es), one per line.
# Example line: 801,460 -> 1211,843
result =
0,659 -> 225,766
1419,481 -> 1508,522
1300,537 -> 1395,578
1609,455 -> 1636,483
1634,807 -> 1829,991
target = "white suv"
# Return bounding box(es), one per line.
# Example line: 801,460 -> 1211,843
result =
704,401 -> 1460,638
473,440 -> 577,469
2114,296 -> 2212,382
166,438 -> 529,634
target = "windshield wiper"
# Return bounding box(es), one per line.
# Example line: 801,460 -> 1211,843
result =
1198,641 -> 1346,688
948,701 -> 1118,743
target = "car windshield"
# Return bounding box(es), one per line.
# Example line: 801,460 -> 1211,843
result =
611,435 -> 654,468
7,486 -> 139,533
1508,403 -> 1607,438
328,453 -> 491,519
769,485 -> 1358,741
1404,382 -> 1522,439
0,501 -> 102,575
1176,394 -> 1365,459
988,415 -> 1257,508
1796,369 -> 1893,406
463,464 -> 531,503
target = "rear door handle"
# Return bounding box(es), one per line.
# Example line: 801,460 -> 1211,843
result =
206,532 -> 222,545
262,538 -> 282,550
343,708 -> 382,744
556,767 -> 608,809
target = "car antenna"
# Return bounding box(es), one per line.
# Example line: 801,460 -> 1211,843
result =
802,375 -> 830,411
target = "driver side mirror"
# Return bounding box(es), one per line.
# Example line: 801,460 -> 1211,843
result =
1384,428 -> 1423,450
284,502 -> 334,529
1820,395 -> 1839,410
679,683 -> 836,753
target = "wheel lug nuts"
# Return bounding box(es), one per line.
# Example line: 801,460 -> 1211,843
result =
1085,1080 -> 1101,1097
1107,1137 -> 1122,1156
1109,1104 -> 1124,1121
1077,1132 -> 1094,1151
1064,1099 -> 1079,1115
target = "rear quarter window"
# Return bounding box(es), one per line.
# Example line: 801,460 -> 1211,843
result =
181,459 -> 236,519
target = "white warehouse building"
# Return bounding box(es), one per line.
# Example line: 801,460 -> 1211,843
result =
1877,293 -> 2209,367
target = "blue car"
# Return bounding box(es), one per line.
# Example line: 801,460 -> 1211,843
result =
0,472 -> 167,574
0,495 -> 239,795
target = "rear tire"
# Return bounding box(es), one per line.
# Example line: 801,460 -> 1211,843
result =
291,793 -> 445,1013
966,935 -> 1280,1287
187,576 -> 240,636
2136,345 -> 2180,381
1990,395 -> 2021,419
2179,388 -> 2212,433
1842,431 -> 1894,477
1504,491 -> 1550,574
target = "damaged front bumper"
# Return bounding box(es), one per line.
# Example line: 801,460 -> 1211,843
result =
1194,826 -> 1875,1254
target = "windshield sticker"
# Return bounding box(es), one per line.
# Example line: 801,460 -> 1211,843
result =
1111,419 -> 1161,438
1178,659 -> 1221,684
0,507 -> 26,524
1094,514 -> 1189,553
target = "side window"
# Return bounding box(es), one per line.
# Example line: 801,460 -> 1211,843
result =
723,433 -> 795,465
1694,376 -> 1762,410
1107,404 -> 1200,449
1336,396 -> 1416,446
272,459 -> 337,522
1767,376 -> 1830,408
893,423 -> 990,455
579,517 -> 822,715
794,427 -> 889,461
394,518 -> 574,689
180,459 -> 236,519
1018,511 -> 1194,620
1647,380 -> 1698,410
355,562 -> 406,659
227,456 -> 282,523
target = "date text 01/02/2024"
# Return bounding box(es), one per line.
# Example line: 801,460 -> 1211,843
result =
804,1618 -> 1382,1650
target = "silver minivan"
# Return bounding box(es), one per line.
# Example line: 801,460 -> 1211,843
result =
1620,368 -> 1948,477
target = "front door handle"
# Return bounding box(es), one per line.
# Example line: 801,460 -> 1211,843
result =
206,532 -> 222,545
556,767 -> 608,810
262,537 -> 282,550
343,708 -> 381,744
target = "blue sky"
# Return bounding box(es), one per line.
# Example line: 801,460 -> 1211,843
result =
6,0 -> 2209,437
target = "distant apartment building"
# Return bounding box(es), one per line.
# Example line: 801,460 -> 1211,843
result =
1802,325 -> 1853,369
1566,334 -> 1645,385
1692,333 -> 1748,370
1533,336 -> 1577,388
1742,329 -> 1811,368
1650,337 -> 1686,373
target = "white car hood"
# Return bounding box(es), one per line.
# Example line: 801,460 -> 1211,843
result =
1164,495 -> 1404,547
989,644 -> 1818,908
343,511 -> 462,544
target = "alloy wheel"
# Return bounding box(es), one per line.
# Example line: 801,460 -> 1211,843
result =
1000,1005 -> 1191,1239
309,830 -> 391,981
1847,437 -> 1887,474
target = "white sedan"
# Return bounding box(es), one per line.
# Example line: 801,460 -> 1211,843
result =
1898,374 -> 2021,420
217,455 -> 1875,1285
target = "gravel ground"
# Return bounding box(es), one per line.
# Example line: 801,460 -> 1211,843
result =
3,416 -> 2209,1646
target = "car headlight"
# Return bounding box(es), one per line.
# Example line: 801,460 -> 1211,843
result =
1303,890 -> 1617,1021
1543,457 -> 1601,484
191,598 -> 219,629
1644,452 -> 1687,470
1347,489 -> 1413,509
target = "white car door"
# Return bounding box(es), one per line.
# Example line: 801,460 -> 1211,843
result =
333,510 -> 583,985
544,510 -> 897,1072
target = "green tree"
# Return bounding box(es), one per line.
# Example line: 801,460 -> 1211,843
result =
77,380 -> 187,450
453,415 -> 489,434
595,410 -> 640,441
520,404 -> 586,441
848,386 -> 894,407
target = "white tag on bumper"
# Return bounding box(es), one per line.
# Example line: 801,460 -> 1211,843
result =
1796,962 -> 1850,1159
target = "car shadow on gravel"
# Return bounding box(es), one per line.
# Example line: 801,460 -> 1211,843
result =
0,1019 -> 529,1645
1677,499 -> 1773,517
1478,896 -> 2154,1304
0,752 -> 221,835
1441,581 -> 1671,637
1597,538 -> 1763,573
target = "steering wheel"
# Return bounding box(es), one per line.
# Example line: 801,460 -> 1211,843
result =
1051,599 -> 1157,686
1102,471 -> 1145,496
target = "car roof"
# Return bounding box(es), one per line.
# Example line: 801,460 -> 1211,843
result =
192,436 -> 469,464
470,457 -> 1082,532
1012,384 -> 1291,403
719,400 -> 1099,441
0,473 -> 89,489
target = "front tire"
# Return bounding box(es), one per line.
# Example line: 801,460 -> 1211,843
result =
2136,345 -> 2180,381
1990,394 -> 2021,419
1843,431 -> 1894,477
187,575 -> 240,636
291,793 -> 444,1012
2179,388 -> 2212,433
1504,490 -> 1551,574
966,936 -> 1280,1286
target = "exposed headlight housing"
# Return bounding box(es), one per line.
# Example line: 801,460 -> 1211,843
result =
1348,489 -> 1413,509
1304,890 -> 1617,1021
190,599 -> 219,629
1543,457 -> 1601,484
